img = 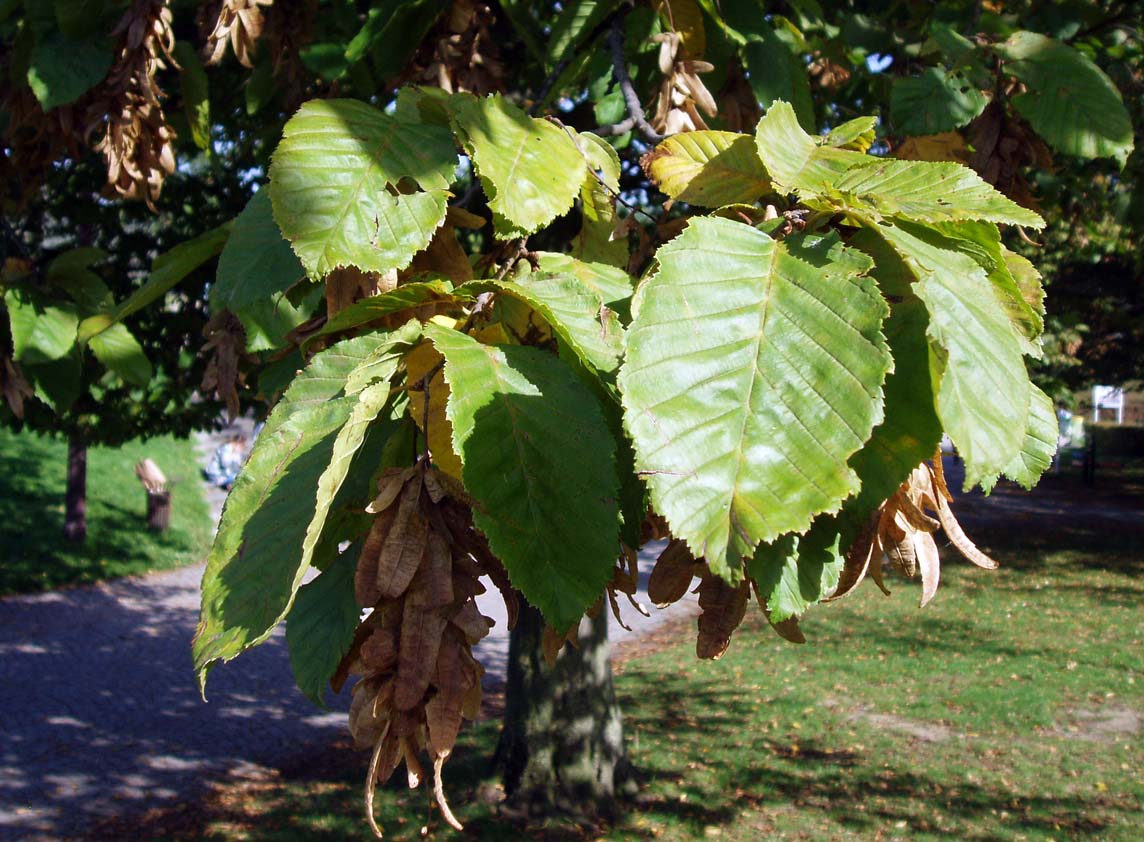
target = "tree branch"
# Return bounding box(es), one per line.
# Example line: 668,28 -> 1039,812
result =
593,11 -> 665,145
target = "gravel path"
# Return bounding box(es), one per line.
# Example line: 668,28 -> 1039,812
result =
0,526 -> 688,842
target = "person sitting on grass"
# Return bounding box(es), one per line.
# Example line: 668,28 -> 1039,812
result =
203,434 -> 246,491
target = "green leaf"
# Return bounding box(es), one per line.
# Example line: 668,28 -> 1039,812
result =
927,220 -> 1044,358
213,190 -> 307,313
747,520 -> 844,623
78,224 -> 230,342
299,42 -> 349,81
643,131 -> 771,207
847,296 -> 943,514
307,280 -> 456,350
619,218 -> 891,579
874,221 -> 1030,488
536,252 -> 634,315
211,189 -> 315,350
23,352 -> 82,413
755,101 -> 866,195
424,323 -> 620,630
46,247 -> 107,279
466,273 -> 623,378
193,332 -> 409,693
4,289 -> 78,363
743,26 -> 815,131
995,31 -> 1134,165
755,101 -> 1044,229
301,361 -> 414,584
572,132 -> 628,268
54,0 -> 106,38
286,545 -> 362,707
980,384 -> 1056,493
547,0 -> 612,67
891,68 -> 988,135
449,93 -> 586,239
26,32 -> 111,110
831,159 -> 1046,229
173,42 -> 211,152
89,323 -> 152,386
268,99 -> 455,280
825,116 -> 878,151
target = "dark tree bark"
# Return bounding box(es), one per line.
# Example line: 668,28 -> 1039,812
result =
494,600 -> 635,821
63,432 -> 88,543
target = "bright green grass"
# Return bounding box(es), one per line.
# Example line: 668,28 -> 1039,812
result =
177,513 -> 1142,842
0,428 -> 213,595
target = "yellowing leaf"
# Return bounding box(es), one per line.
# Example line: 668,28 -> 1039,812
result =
642,131 -> 771,207
405,341 -> 463,480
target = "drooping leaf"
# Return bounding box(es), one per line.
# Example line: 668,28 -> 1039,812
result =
404,339 -> 463,480
78,224 -> 230,342
301,347 -> 416,591
269,99 -> 455,279
89,323 -> 152,386
747,520 -> 845,623
4,289 -> 78,363
981,384 -> 1057,493
285,544 -> 363,707
26,32 -> 111,110
926,220 -> 1044,357
995,31 -> 1134,165
23,352 -> 82,413
193,332 -> 411,693
890,68 -> 988,135
642,131 -> 771,207
424,323 -> 620,630
213,190 -> 305,313
846,294 -> 943,516
466,273 -> 623,378
449,93 -> 586,238
875,221 -> 1030,488
619,218 -> 891,580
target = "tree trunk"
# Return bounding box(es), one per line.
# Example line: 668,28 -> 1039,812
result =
63,432 -> 87,543
494,601 -> 635,821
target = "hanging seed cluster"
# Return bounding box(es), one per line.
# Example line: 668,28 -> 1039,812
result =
831,455 -> 998,607
645,455 -> 996,660
340,464 -> 516,837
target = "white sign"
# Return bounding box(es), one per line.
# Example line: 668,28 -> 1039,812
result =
1092,385 -> 1124,424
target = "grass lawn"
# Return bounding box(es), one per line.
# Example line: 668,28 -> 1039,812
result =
0,428 -> 214,595
133,503 -> 1142,842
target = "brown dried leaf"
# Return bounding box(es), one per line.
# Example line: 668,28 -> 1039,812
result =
349,676 -> 390,749
426,638 -> 464,757
433,753 -> 464,830
360,628 -> 398,673
395,599 -> 448,711
917,531 -> 941,607
696,572 -> 749,660
364,722 -> 398,839
365,467 -> 415,514
450,599 -> 492,644
355,506 -> 396,607
1,355 -> 33,419
935,493 -> 999,570
377,474 -> 429,599
648,538 -> 696,607
828,517 -> 877,602
401,736 -> 424,788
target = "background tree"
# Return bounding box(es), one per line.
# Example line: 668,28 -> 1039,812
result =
2,0 -> 1138,834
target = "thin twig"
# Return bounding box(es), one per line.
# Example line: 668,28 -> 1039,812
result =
553,119 -> 660,224
528,5 -> 630,116
594,9 -> 666,144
